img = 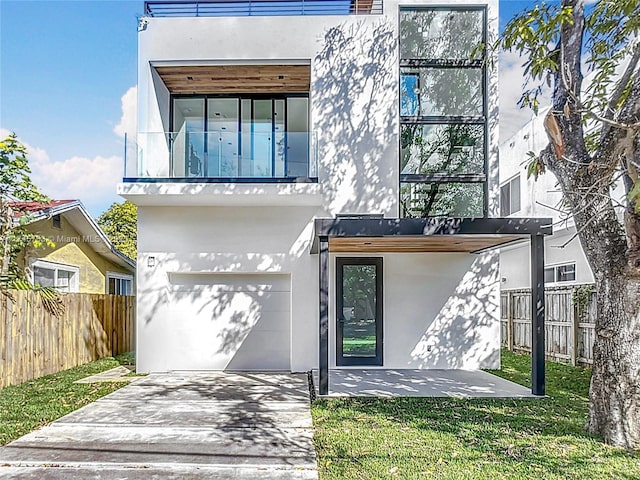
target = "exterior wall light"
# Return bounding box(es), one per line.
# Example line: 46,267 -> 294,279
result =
147,256 -> 156,268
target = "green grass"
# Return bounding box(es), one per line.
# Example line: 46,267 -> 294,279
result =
0,353 -> 133,446
343,336 -> 376,355
312,351 -> 640,479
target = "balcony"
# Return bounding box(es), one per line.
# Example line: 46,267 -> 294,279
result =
144,0 -> 382,17
123,130 -> 317,183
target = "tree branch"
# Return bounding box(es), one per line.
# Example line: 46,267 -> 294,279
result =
603,42 -> 640,123
545,0 -> 588,171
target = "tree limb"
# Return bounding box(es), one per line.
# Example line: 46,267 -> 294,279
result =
602,42 -> 640,123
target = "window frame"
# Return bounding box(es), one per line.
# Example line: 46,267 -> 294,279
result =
106,272 -> 134,296
500,174 -> 521,216
399,5 -> 488,218
169,93 -> 311,179
30,259 -> 79,293
544,262 -> 577,284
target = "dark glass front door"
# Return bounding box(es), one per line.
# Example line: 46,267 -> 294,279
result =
336,258 -> 383,366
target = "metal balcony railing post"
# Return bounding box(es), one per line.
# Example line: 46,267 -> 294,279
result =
123,132 -> 128,177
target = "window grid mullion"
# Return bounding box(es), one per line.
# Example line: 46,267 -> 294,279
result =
401,174 -> 486,183
400,59 -> 483,68
401,116 -> 485,125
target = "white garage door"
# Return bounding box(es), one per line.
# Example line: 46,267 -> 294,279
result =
168,273 -> 291,371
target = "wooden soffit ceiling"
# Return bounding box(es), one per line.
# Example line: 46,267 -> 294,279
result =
328,235 -> 522,253
154,64 -> 311,94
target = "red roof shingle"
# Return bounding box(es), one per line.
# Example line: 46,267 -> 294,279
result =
9,200 -> 76,217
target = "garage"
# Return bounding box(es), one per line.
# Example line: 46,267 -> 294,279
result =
167,273 -> 291,371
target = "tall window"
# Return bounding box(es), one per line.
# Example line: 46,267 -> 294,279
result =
399,7 -> 487,217
500,175 -> 521,216
31,260 -> 79,293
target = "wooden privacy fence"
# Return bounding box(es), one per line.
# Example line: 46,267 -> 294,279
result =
500,285 -> 596,366
0,291 -> 135,388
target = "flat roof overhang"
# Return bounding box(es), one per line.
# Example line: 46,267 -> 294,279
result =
310,217 -> 553,254
154,64 -> 311,94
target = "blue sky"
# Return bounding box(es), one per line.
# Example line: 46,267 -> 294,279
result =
1,0 -> 541,217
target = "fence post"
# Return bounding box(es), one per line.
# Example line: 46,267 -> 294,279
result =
507,291 -> 514,352
571,287 -> 579,366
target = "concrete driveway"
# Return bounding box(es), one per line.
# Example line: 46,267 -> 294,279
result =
0,372 -> 318,479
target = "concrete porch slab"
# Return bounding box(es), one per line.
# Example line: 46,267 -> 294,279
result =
314,369 -> 536,398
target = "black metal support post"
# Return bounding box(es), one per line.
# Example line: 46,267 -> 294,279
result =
319,236 -> 329,395
531,233 -> 546,396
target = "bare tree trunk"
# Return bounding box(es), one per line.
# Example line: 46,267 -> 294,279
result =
587,275 -> 640,448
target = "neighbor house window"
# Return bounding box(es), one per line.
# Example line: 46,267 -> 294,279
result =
31,260 -> 79,293
107,273 -> 133,295
399,7 -> 488,218
500,175 -> 521,216
544,263 -> 576,283
52,214 -> 61,229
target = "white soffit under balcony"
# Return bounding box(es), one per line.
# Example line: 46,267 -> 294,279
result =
117,182 -> 323,207
154,64 -> 311,94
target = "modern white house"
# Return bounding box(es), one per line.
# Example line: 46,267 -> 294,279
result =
499,109 -> 594,290
118,0 -> 551,395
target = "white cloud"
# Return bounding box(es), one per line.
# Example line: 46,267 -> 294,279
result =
0,128 -> 122,216
114,85 -> 137,139
1,84 -> 137,216
499,49 -> 551,141
31,154 -> 122,214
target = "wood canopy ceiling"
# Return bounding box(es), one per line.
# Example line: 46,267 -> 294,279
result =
328,235 -> 522,253
154,64 -> 311,94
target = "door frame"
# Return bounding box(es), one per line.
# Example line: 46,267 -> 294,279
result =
335,257 -> 383,366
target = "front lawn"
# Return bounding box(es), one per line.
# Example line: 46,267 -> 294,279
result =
0,354 -> 132,446
312,351 -> 639,479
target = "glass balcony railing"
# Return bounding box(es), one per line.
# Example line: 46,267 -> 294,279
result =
144,0 -> 382,17
124,130 -> 317,182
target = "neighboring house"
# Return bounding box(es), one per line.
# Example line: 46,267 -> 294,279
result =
119,0 -> 551,395
498,109 -> 625,290
10,200 -> 135,295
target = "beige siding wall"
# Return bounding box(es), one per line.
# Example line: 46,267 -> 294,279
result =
18,216 -> 131,294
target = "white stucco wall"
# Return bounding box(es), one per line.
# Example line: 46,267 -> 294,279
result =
499,228 -> 594,290
125,0 -> 502,373
137,206 -> 500,372
136,205 -> 320,372
330,252 -> 500,369
135,13 -> 400,216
